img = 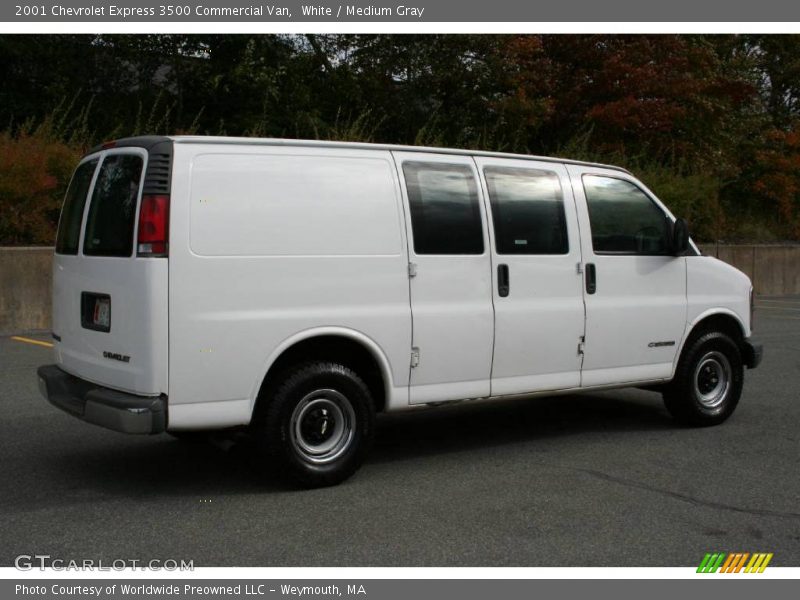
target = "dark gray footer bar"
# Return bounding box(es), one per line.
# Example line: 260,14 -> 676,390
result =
3,580 -> 797,600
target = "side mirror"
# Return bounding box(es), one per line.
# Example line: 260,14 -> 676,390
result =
670,218 -> 690,256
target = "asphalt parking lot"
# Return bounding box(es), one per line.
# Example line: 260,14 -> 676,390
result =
1,298 -> 799,568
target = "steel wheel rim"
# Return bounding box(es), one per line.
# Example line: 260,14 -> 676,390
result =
289,389 -> 356,464
693,351 -> 732,409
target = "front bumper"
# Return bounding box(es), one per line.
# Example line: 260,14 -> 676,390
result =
742,339 -> 763,369
37,364 -> 166,434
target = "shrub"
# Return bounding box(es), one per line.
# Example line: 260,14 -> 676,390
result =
0,127 -> 82,245
636,165 -> 725,242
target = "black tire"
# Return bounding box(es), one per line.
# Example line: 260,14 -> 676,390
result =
663,331 -> 744,426
253,361 -> 375,488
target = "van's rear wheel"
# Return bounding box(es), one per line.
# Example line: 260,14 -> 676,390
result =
663,331 -> 743,426
255,362 -> 375,487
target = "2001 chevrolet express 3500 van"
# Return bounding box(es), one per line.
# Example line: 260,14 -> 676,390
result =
38,136 -> 763,487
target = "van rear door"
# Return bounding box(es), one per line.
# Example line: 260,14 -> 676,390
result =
51,138 -> 171,397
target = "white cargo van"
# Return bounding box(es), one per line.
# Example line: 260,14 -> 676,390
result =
38,136 -> 762,487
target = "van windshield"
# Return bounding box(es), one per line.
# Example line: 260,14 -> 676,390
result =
83,154 -> 144,257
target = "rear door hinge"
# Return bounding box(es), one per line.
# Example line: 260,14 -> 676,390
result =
576,262 -> 583,274
411,347 -> 420,368
408,262 -> 417,278
577,336 -> 585,355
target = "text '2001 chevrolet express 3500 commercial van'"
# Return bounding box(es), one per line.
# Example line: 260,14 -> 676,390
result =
38,136 -> 762,487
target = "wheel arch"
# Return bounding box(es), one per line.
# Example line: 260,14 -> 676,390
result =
672,309 -> 747,378
249,327 -> 394,421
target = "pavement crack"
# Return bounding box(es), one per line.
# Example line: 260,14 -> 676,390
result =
563,465 -> 800,520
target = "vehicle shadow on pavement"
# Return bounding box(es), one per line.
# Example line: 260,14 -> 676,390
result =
44,431 -> 295,496
40,390 -> 671,495
371,390 -> 673,464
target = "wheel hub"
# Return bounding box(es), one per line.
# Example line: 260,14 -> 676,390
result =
300,407 -> 336,444
289,390 -> 356,465
693,351 -> 732,409
697,363 -> 721,394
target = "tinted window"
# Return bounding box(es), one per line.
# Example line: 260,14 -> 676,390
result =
403,162 -> 483,255
485,167 -> 568,255
55,159 -> 98,254
583,175 -> 669,255
83,154 -> 144,257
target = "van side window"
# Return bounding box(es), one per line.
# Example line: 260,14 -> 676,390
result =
83,154 -> 144,257
403,162 -> 484,255
55,159 -> 98,255
484,167 -> 568,255
582,175 -> 669,255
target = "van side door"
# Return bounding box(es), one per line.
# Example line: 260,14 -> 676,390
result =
475,157 -> 585,395
393,152 -> 494,404
567,165 -> 687,386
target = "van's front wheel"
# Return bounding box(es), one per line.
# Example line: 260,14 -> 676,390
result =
663,331 -> 744,426
255,362 -> 375,487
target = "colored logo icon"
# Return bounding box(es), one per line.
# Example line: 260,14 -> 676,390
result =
697,552 -> 773,573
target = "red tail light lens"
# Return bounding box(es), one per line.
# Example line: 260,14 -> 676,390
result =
137,194 -> 169,257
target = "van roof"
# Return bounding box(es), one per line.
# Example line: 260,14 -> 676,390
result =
90,135 -> 632,175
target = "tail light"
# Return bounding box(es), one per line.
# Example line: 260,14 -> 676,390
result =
750,286 -> 755,332
137,194 -> 170,257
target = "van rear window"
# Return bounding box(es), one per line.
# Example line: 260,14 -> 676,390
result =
83,154 -> 144,257
55,159 -> 98,255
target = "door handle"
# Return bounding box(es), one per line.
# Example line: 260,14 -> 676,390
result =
585,263 -> 597,295
498,264 -> 510,297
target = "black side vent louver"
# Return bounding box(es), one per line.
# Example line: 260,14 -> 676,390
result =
143,140 -> 173,195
